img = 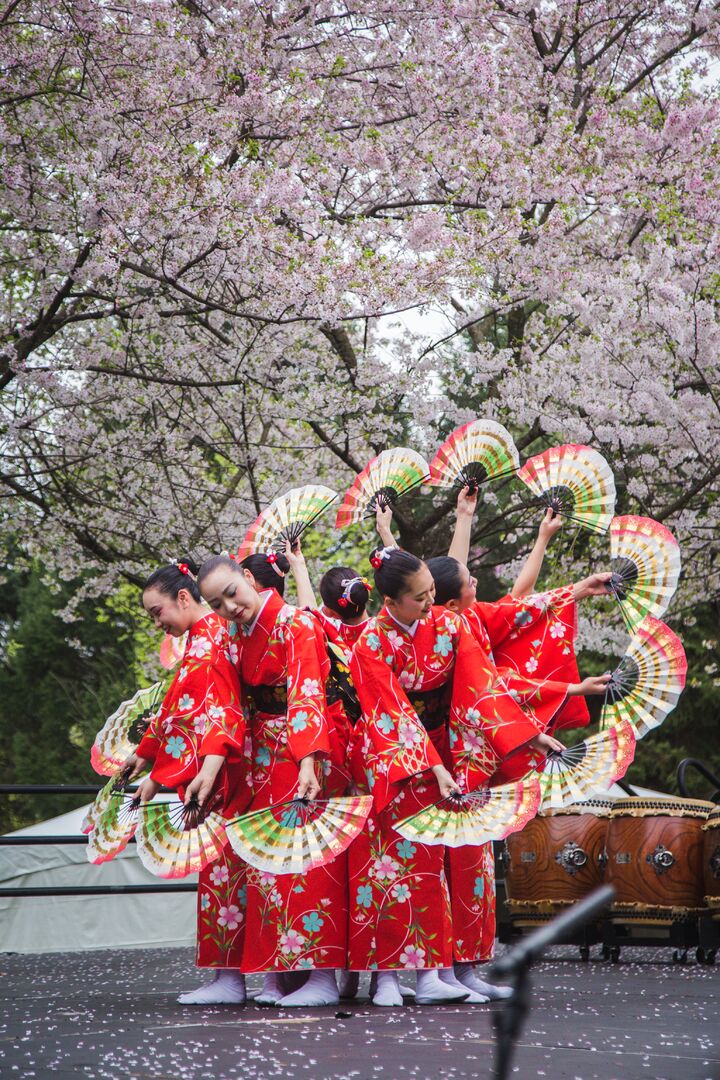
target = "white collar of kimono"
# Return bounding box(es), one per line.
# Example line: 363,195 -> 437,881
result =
242,589 -> 272,636
387,611 -> 420,637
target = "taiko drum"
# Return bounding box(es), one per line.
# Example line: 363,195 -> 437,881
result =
503,799 -> 612,914
605,797 -> 713,914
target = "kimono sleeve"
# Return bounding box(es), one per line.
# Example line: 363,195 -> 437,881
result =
198,660 -> 247,761
449,618 -> 540,792
284,610 -> 333,764
135,713 -> 162,763
481,585 -> 589,729
474,584 -> 577,653
350,632 -> 442,786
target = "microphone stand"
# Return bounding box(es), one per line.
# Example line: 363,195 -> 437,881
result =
488,884 -> 615,1080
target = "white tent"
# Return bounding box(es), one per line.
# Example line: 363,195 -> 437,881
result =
0,803 -> 195,954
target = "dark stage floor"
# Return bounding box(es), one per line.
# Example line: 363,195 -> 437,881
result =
1,946 -> 718,1080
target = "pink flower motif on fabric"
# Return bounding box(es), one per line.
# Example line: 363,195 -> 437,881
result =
280,929 -> 306,955
218,904 -> 242,930
399,944 -> 426,968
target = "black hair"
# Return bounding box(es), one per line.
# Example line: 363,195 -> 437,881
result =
425,556 -> 464,605
320,566 -> 370,620
370,547 -> 424,600
196,553 -> 239,588
143,557 -> 202,602
241,552 -> 290,596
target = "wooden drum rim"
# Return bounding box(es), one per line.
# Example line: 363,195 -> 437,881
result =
610,797 -> 714,819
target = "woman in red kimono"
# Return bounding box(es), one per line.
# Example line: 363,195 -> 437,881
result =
126,559 -> 250,1005
423,491 -> 612,996
197,554 -> 346,1008
348,547 -> 551,1007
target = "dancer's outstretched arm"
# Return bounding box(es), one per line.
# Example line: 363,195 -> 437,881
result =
447,485 -> 477,563
285,539 -> 317,608
511,509 -> 564,597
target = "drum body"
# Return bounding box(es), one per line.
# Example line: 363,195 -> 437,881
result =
605,797 -> 713,917
703,806 -> 720,915
504,799 -> 612,916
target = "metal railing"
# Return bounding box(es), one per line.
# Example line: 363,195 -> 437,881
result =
0,783 -> 197,897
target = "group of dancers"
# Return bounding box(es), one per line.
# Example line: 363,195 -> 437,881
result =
124,487 -> 615,1008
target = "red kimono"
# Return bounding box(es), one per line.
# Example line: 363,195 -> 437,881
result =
229,590 -> 347,973
136,612 -> 250,969
347,606 -> 538,971
449,584 -> 585,960
309,609 -> 369,796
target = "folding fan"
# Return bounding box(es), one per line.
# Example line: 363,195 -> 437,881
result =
516,444 -> 616,534
90,681 -> 166,776
600,615 -> 687,739
606,515 -> 681,630
81,767 -> 134,835
535,720 -> 636,810
225,795 -> 373,873
159,632 -> 186,670
394,777 -> 541,848
86,793 -> 141,864
335,449 -> 430,528
237,485 -> 338,559
134,797 -> 229,878
429,419 -> 520,490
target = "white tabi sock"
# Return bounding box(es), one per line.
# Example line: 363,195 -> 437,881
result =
177,970 -> 246,1005
415,969 -> 469,1005
276,969 -> 340,1008
255,972 -> 285,1005
439,967 -> 489,1004
454,961 -> 513,1001
371,971 -> 403,1007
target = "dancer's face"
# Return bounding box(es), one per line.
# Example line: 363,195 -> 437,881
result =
143,586 -> 197,636
451,565 -> 477,613
200,567 -> 263,625
385,565 -> 436,625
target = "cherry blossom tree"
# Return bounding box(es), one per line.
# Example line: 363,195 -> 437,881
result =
1,0 -> 719,639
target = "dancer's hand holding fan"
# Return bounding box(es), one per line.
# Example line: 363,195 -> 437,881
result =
238,484 -> 338,559
90,682 -> 165,777
429,419 -> 520,491
517,444 -> 616,534
335,448 -> 430,527
394,778 -> 541,848
225,795 -> 373,874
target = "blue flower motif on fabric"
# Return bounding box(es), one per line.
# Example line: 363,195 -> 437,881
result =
396,840 -> 417,861
448,728 -> 458,747
255,746 -> 271,767
165,735 -> 187,759
377,712 -> 395,734
364,769 -> 376,791
514,610 -> 533,627
200,893 -> 210,911
237,886 -> 247,907
366,633 -> 381,652
302,911 -> 324,933
291,711 -> 309,732
433,633 -> 453,657
356,884 -> 373,908
280,807 -> 301,828
474,875 -> 485,899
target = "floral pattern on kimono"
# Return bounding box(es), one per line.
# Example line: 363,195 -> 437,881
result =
348,606 -> 538,969
136,613 -> 247,788
471,584 -> 589,730
229,590 -> 347,972
135,612 -> 251,969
